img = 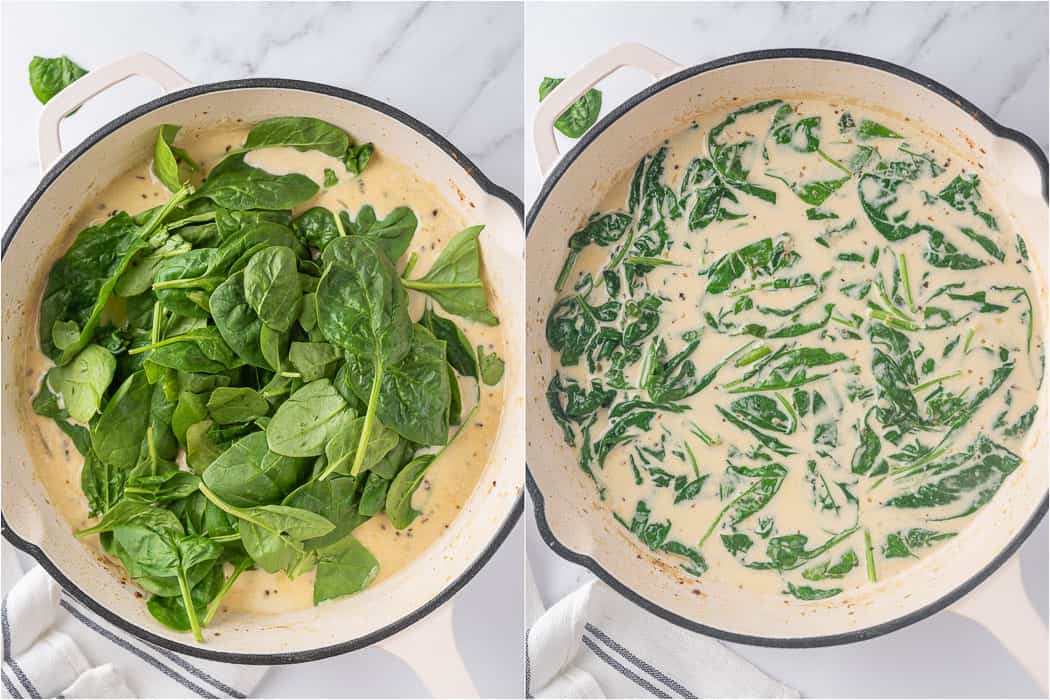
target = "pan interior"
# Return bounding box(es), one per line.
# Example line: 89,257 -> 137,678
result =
526,55 -> 1048,642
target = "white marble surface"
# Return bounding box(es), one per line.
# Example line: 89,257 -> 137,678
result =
525,1 -> 1049,201
1,2 -> 524,698
525,2 -> 1048,698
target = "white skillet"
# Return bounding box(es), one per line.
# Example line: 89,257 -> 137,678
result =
2,53 -> 524,696
526,43 -> 1048,690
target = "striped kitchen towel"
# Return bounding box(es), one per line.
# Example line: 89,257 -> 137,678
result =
2,547 -> 267,699
526,569 -> 798,699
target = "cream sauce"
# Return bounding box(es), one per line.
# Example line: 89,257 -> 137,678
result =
18,124 -> 506,615
549,99 -> 1044,599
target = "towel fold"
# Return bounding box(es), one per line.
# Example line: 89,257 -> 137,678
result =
526,570 -> 799,699
2,547 -> 268,699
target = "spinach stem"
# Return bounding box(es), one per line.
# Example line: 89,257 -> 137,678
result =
623,256 -> 679,267
606,224 -> 637,270
911,371 -> 962,394
176,563 -> 203,642
734,344 -> 770,368
963,328 -> 976,354
698,506 -> 728,548
163,211 -> 215,232
898,254 -> 917,314
774,392 -> 798,433
152,275 -> 223,291
202,556 -> 252,627
198,483 -> 240,516
346,364 -> 384,478
817,148 -> 851,175
128,332 -> 198,355
864,529 -> 877,583
402,252 -> 419,278
144,427 -> 157,474
150,302 -> 162,347
141,185 -> 192,237
868,307 -> 920,331
555,251 -> 579,292
688,421 -> 719,446
875,275 -> 913,322
890,446 -> 949,480
402,279 -> 482,291
684,442 -> 701,479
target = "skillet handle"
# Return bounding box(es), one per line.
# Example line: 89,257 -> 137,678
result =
37,52 -> 191,173
951,555 -> 1048,693
376,600 -> 478,698
532,43 -> 681,175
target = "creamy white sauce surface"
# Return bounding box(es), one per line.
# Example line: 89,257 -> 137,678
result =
547,99 -> 1044,599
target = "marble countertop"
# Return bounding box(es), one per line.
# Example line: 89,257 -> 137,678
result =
525,2 -> 1047,698
1,2 -> 523,698
525,1 -> 1048,202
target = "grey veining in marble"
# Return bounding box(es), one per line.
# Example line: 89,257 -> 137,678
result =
2,1 -> 524,225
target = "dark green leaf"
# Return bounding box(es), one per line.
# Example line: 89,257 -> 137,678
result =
538,77 -> 603,139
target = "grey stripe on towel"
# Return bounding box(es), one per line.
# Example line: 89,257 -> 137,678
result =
2,668 -> 24,699
581,634 -> 671,698
59,600 -> 218,699
585,623 -> 697,698
2,600 -> 39,699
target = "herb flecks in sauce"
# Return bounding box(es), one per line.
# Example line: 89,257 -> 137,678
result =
545,100 -> 1043,600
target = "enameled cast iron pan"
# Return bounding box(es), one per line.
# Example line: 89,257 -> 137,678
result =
2,53 -> 524,692
526,44 -> 1048,687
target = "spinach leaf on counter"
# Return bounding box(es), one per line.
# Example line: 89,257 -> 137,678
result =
29,55 -> 87,104
539,77 -> 603,139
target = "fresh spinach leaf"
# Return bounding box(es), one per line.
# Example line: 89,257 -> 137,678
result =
403,226 -> 497,325
266,379 -> 348,457
203,432 -> 310,507
385,455 -> 436,529
28,55 -> 87,104
153,125 -> 198,193
313,536 -> 379,605
194,154 -> 318,211
477,346 -> 505,385
47,344 -> 116,422
539,77 -> 603,139
344,324 -> 451,446
243,246 -> 303,332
